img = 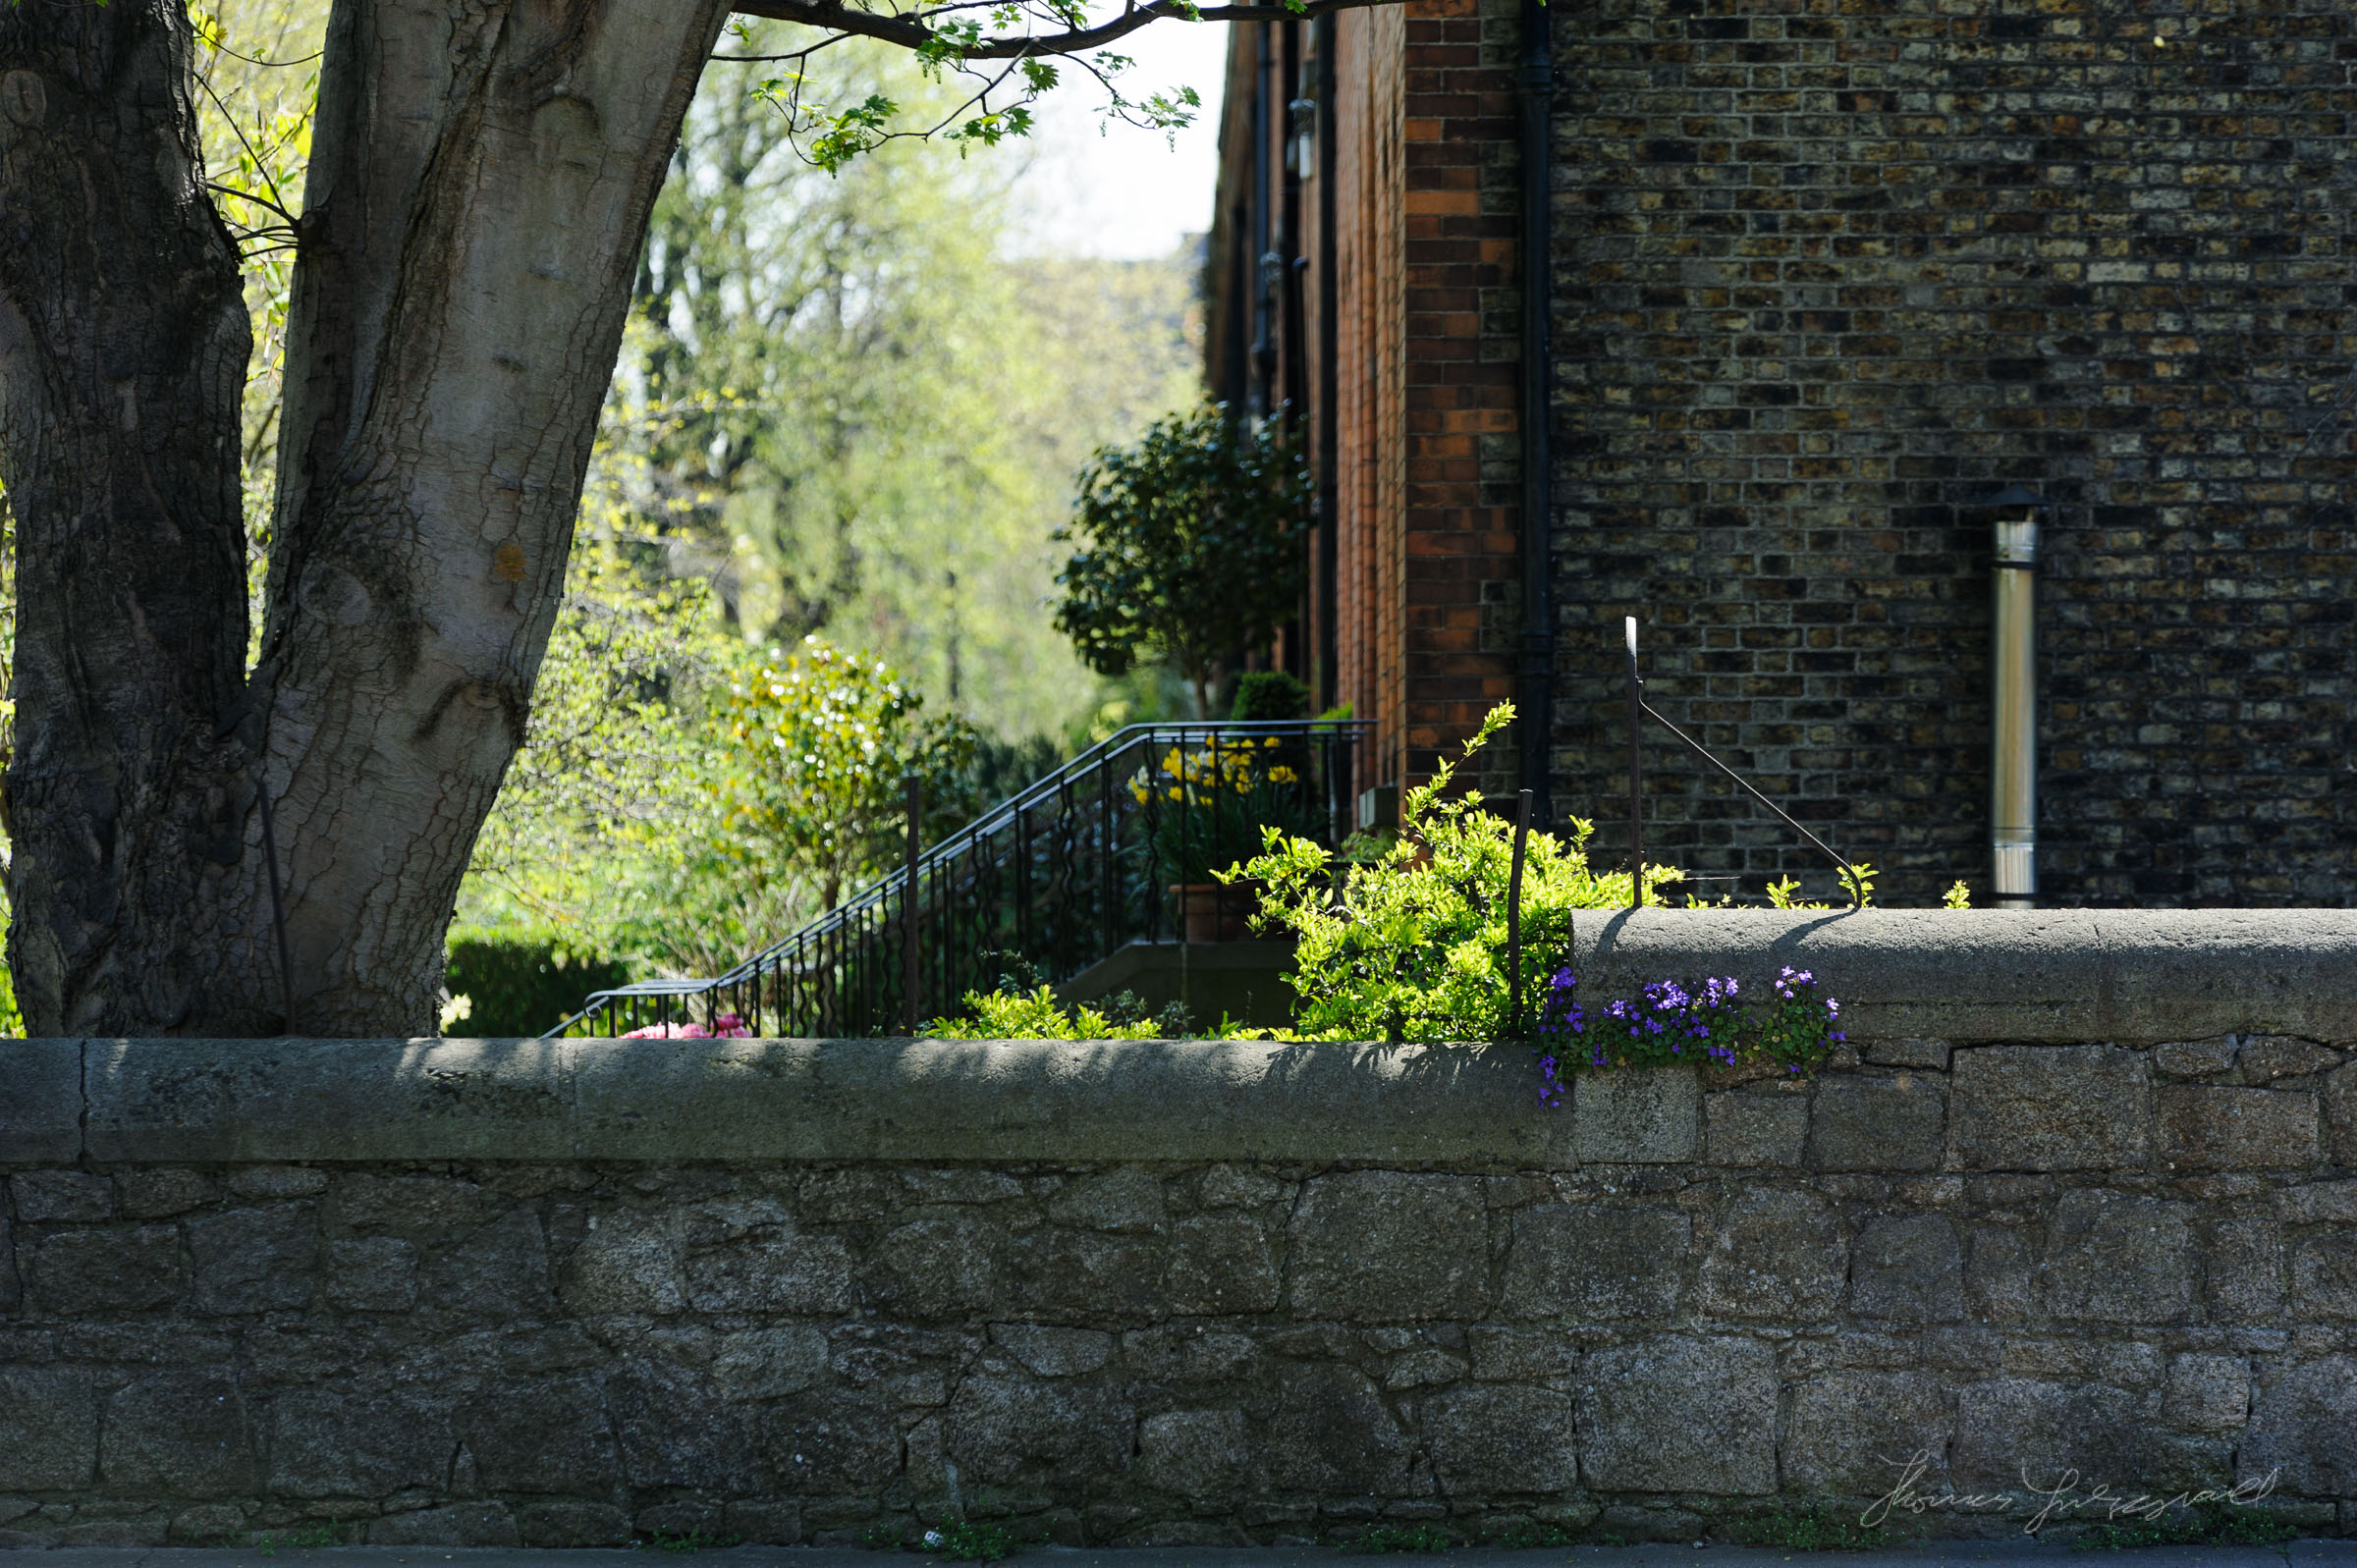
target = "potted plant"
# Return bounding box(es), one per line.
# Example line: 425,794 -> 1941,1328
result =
1131,739 -> 1315,941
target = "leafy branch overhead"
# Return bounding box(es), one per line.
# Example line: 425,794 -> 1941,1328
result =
718,0 -> 1396,168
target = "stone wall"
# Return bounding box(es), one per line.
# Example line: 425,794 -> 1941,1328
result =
2,911 -> 2354,1549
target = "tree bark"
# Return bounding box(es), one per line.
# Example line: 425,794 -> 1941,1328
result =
0,0 -> 260,1033
253,0 -> 732,1034
3,0 -> 730,1034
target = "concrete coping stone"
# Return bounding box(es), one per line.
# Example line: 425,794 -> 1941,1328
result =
3,909 -> 2350,1165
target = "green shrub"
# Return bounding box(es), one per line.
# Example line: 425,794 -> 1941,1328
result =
1054,404 -> 1311,718
1235,702 -> 1674,1043
444,929 -> 631,1037
927,985 -> 1221,1041
1230,670 -> 1310,722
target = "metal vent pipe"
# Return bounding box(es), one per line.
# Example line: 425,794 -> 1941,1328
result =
1988,487 -> 2045,907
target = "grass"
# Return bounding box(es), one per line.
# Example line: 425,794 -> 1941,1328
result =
1740,1501 -> 1889,1551
639,1528 -> 743,1553
252,1522 -> 356,1554
2071,1504 -> 2299,1551
1486,1523 -> 1580,1549
1343,1525 -> 1455,1553
912,1521 -> 1024,1561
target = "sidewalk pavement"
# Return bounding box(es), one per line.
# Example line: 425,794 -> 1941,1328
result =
6,1540 -> 2353,1568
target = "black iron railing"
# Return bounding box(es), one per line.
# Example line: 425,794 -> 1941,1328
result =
544,719 -> 1372,1038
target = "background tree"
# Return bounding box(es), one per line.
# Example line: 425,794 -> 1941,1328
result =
616,40 -> 1199,740
1054,404 -> 1311,718
713,638 -> 973,909
0,0 -> 1389,1037
439,35 -> 1199,1001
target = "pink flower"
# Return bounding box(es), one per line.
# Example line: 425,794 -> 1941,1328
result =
620,1012 -> 753,1039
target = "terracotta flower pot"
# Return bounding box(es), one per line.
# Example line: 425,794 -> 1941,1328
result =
1170,882 -> 1261,943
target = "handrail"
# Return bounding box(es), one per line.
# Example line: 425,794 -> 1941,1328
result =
1642,701 -> 1864,906
1624,616 -> 1862,908
544,718 -> 1371,1038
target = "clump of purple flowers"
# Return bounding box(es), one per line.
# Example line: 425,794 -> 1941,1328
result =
1532,962 -> 1841,1102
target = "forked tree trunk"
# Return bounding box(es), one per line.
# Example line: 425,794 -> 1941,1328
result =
1,0 -> 730,1034
0,0 -> 257,1034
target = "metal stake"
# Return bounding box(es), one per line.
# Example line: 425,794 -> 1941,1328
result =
1625,616 -> 1644,910
1507,788 -> 1532,1036
903,773 -> 921,1034
256,784 -> 296,1035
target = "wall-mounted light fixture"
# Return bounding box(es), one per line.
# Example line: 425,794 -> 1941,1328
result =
1288,95 -> 1317,178
1986,484 -> 2048,908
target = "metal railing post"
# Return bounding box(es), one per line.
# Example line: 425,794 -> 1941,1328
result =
1507,787 -> 1532,1035
903,773 -> 921,1034
1625,617 -> 1644,910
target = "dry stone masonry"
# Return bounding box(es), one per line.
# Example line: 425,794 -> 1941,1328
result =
0,911 -> 2353,1548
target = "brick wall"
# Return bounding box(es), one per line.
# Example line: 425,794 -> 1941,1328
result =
1401,0 -> 1524,794
1327,0 -> 1530,807
1547,0 -> 2357,906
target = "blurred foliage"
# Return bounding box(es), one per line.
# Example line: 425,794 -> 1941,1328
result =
452,482 -> 983,980
623,37 -> 1200,743
1055,404 -> 1311,717
1230,670 -> 1310,722
1235,704 -> 1680,1044
714,638 -> 976,909
442,928 -> 632,1038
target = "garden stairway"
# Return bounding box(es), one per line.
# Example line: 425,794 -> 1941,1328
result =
545,720 -> 1369,1037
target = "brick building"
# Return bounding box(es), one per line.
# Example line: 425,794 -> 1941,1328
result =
1207,0 -> 2357,907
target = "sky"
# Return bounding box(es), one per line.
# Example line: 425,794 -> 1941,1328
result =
1003,19 -> 1231,261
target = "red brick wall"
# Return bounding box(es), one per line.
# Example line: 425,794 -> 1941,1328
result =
1329,0 -> 1527,812
1398,0 -> 1522,796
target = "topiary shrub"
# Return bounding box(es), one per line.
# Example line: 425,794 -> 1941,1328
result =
444,928 -> 631,1038
1230,670 -> 1310,723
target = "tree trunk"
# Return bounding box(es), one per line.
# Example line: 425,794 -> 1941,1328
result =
254,0 -> 732,1035
2,0 -> 731,1035
0,0 -> 260,1034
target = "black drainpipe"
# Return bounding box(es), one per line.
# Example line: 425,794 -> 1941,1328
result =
1315,13 -> 1340,713
1515,0 -> 1556,816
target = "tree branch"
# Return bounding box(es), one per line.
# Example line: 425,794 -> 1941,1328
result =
724,0 -> 1393,60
